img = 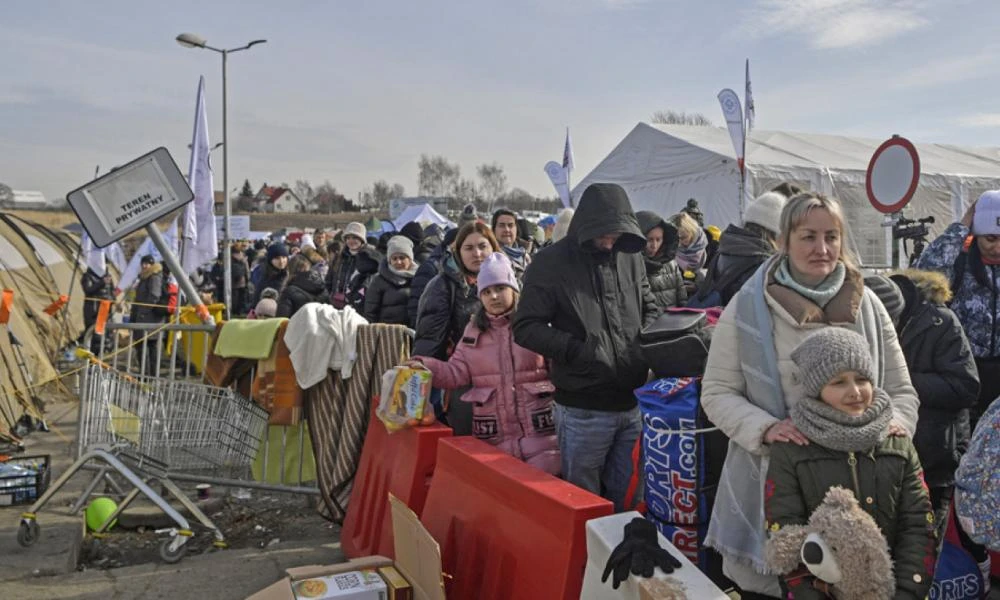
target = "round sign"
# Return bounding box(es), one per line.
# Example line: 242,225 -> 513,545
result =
866,136 -> 920,214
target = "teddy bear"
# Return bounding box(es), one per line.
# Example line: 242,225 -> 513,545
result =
765,486 -> 895,599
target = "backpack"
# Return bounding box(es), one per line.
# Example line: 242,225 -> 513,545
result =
954,397 -> 1000,550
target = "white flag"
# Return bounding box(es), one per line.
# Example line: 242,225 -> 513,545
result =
117,219 -> 180,292
717,88 -> 745,172
106,242 -> 127,273
562,128 -> 575,172
81,232 -> 106,277
182,76 -> 218,275
745,59 -> 755,133
544,161 -> 572,208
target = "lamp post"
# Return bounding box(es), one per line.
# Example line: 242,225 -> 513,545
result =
176,32 -> 266,319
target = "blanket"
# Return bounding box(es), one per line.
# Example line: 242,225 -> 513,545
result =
214,318 -> 286,359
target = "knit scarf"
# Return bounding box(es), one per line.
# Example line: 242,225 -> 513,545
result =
790,388 -> 891,452
502,244 -> 526,266
774,258 -> 846,308
675,227 -> 708,271
389,262 -> 417,278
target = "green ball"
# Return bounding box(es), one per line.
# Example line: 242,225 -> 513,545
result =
85,497 -> 118,531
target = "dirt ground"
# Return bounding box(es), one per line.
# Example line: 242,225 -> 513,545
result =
77,490 -> 337,570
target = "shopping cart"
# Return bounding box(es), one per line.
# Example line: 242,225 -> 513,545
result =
16,362 -> 268,563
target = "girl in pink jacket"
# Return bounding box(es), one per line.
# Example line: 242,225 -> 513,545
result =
410,252 -> 560,475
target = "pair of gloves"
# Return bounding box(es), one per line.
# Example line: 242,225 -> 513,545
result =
601,517 -> 682,589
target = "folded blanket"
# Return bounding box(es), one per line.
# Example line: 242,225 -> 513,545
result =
214,318 -> 287,359
252,321 -> 304,426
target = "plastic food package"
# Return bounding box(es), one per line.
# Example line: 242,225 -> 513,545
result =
377,367 -> 433,433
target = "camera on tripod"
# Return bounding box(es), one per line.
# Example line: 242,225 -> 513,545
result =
892,215 -> 934,241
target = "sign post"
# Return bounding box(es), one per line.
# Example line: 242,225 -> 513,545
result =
67,148 -> 214,324
865,136 -> 921,268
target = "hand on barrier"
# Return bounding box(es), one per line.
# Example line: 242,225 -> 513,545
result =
601,517 -> 682,589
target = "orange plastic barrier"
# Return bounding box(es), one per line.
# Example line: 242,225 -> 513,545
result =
341,400 -> 453,559
0,289 -> 12,324
421,437 -> 614,600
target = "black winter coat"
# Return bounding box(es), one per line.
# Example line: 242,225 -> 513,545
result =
692,224 -> 775,307
644,256 -> 686,309
131,264 -> 164,324
408,243 -> 447,326
363,259 -> 416,327
345,248 -> 381,312
276,270 -> 326,318
893,270 -> 980,488
252,264 -> 287,305
413,252 -> 481,360
514,183 -> 659,411
81,269 -> 114,327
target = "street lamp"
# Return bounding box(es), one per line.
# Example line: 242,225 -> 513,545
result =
176,32 -> 266,318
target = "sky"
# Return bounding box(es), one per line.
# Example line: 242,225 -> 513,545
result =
3,0 -> 1000,205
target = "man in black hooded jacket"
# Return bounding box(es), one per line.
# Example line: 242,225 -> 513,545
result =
514,183 -> 658,510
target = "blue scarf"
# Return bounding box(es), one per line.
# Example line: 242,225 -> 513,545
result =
774,258 -> 845,308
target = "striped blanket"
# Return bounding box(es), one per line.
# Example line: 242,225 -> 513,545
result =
306,323 -> 411,522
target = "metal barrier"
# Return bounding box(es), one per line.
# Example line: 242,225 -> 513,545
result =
82,321 -> 319,497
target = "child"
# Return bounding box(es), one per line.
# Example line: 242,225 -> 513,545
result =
407,253 -> 559,475
765,327 -> 936,599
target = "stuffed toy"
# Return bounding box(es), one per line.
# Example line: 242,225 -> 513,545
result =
765,486 -> 895,599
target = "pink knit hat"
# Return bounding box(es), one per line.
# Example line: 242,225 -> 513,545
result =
476,252 -> 519,295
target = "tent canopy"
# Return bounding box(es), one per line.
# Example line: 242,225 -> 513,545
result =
393,203 -> 454,231
574,123 -> 1000,265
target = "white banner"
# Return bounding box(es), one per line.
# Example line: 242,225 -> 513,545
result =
745,59 -> 755,134
81,232 -> 106,277
117,219 -> 179,292
544,161 -> 571,208
215,215 -> 251,241
182,76 -> 218,275
562,127 -> 575,172
717,88 -> 745,167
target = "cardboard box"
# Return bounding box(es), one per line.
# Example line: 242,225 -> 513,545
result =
250,495 -> 445,600
291,570 -> 386,599
377,566 -> 412,600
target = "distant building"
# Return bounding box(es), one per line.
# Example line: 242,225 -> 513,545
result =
5,190 -> 49,210
255,185 -> 303,214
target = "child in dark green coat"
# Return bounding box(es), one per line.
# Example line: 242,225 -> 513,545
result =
765,327 -> 937,599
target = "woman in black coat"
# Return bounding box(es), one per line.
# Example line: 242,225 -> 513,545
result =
867,270 -> 980,525
363,236 -> 418,326
276,255 -> 327,318
635,211 -> 686,309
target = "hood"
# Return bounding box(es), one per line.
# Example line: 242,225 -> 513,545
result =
635,211 -> 680,262
567,183 -> 645,253
354,248 -> 381,275
717,224 -> 775,258
891,268 -> 952,305
139,262 -> 163,280
289,269 -> 326,294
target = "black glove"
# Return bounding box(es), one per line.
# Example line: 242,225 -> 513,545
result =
601,517 -> 683,589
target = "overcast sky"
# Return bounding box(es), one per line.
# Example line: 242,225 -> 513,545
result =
3,0 -> 1000,204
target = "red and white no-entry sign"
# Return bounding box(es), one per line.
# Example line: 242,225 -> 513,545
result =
866,136 -> 921,214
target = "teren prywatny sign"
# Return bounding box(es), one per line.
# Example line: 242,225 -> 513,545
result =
67,147 -> 193,247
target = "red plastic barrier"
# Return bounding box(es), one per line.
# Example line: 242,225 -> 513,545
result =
341,402 -> 452,559
421,437 -> 614,600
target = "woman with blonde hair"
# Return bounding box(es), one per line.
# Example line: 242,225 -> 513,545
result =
670,211 -> 708,272
699,192 -> 920,598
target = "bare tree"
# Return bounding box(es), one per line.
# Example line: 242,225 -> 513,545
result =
418,155 -> 461,196
391,183 -> 405,199
477,163 -> 507,212
371,180 -> 395,209
293,179 -> 315,211
650,110 -> 713,126
452,178 -> 479,206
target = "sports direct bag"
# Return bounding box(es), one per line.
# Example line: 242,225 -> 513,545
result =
635,377 -> 710,565
377,367 -> 433,433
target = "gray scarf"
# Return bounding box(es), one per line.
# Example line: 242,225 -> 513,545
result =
790,388 -> 891,452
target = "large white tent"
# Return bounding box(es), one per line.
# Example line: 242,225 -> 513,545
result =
393,203 -> 454,231
574,123 -> 1000,265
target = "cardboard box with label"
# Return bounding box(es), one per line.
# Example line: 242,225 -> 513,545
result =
250,495 -> 445,600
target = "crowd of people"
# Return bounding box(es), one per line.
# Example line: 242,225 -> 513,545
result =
79,183 -> 1000,598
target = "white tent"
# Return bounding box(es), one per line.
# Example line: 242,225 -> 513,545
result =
393,203 -> 454,231
574,123 -> 1000,265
